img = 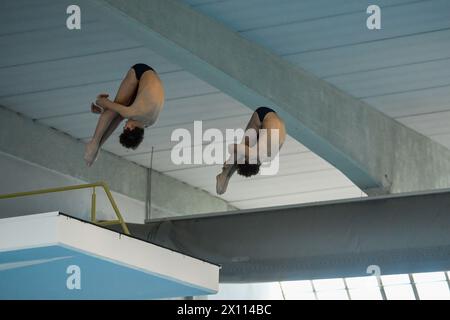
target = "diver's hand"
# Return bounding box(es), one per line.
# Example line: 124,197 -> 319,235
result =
91,102 -> 103,114
96,93 -> 109,99
91,93 -> 109,113
95,97 -> 111,110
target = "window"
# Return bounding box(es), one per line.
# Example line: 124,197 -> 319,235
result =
211,270 -> 450,300
412,272 -> 450,300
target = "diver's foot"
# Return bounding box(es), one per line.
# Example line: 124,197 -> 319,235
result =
84,140 -> 100,167
216,172 -> 229,195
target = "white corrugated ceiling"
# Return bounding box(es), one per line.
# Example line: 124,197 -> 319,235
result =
181,0 -> 450,150
1,0 -> 388,210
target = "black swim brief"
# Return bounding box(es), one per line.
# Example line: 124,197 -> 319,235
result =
255,106 -> 276,122
132,63 -> 155,80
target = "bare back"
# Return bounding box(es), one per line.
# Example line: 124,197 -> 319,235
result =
130,70 -> 165,126
261,112 -> 286,148
244,110 -> 286,149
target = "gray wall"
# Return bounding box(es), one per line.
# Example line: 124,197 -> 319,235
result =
0,106 -> 235,220
0,152 -> 146,223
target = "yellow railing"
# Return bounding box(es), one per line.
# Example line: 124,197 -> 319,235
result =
0,181 -> 130,235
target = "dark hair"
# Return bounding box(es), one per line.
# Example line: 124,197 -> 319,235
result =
119,127 -> 144,149
236,163 -> 261,177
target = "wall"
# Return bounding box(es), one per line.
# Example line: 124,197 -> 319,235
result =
0,106 -> 235,219
0,151 -> 145,223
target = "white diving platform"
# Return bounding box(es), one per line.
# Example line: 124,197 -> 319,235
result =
0,212 -> 219,299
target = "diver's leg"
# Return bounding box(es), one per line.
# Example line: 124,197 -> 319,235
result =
216,163 -> 237,195
84,68 -> 138,166
216,111 -> 260,194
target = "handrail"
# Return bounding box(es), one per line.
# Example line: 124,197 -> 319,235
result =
0,181 -> 130,235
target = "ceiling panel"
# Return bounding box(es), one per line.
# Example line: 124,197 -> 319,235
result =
0,0 -> 96,35
124,149 -> 212,172
430,132 -> 450,150
398,110 -> 450,136
0,47 -> 180,97
286,29 -> 450,79
181,0 -> 450,155
2,79 -> 123,119
164,151 -> 332,187
239,0 -> 450,55
229,186 -> 363,209
159,71 -> 220,100
204,169 -> 355,202
1,69 -> 215,121
186,0 -> 416,32
0,22 -> 140,68
100,114 -> 250,155
122,135 -> 311,172
327,58 -> 450,99
155,92 -> 251,128
0,0 -> 369,210
364,84 -> 450,118
174,0 -> 450,207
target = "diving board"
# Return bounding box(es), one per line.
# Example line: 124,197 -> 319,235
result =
0,212 -> 219,299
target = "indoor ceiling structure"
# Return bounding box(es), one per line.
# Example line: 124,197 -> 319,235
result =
2,0 -> 449,210
182,0 -> 450,149
0,0 -> 364,210
3,0 -> 450,301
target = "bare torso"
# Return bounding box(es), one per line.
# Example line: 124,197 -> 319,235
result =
262,112 -> 286,147
245,111 -> 286,149
215,109 -> 286,194
130,70 -> 165,126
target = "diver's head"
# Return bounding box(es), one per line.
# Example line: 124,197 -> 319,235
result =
236,162 -> 261,177
120,120 -> 144,149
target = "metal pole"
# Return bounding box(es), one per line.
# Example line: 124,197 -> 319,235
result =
91,187 -> 96,222
0,181 -> 130,235
0,182 -> 100,200
101,182 -> 130,235
146,146 -> 154,223
409,274 -> 420,300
